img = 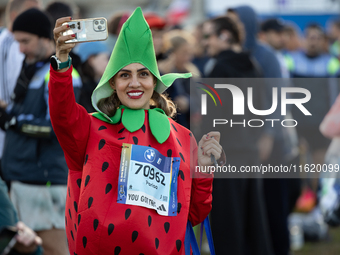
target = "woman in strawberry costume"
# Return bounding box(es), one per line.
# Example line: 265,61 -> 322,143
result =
49,7 -> 223,255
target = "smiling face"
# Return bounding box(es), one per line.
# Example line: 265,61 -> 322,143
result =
110,63 -> 156,109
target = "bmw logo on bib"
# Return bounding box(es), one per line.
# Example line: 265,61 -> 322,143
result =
144,148 -> 156,163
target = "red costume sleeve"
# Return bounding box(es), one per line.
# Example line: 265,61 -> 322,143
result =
188,134 -> 213,226
189,177 -> 213,226
48,66 -> 91,171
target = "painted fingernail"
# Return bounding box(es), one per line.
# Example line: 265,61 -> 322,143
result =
71,34 -> 76,37
66,24 -> 70,28
70,17 -> 72,20
202,151 -> 204,155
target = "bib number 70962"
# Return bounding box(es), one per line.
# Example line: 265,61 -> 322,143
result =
118,143 -> 180,216
134,163 -> 166,186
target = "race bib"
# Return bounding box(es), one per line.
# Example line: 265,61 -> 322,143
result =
117,143 -> 180,216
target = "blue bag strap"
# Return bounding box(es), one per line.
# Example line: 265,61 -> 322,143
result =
185,221 -> 200,255
185,216 -> 215,255
185,221 -> 191,255
203,216 -> 216,255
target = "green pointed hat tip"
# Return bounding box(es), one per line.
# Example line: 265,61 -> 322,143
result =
122,7 -> 146,30
132,6 -> 142,17
91,6 -> 192,118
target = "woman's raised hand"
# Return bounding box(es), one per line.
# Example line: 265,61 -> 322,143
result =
53,17 -> 76,64
197,131 -> 222,167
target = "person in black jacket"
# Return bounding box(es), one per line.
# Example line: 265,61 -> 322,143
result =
203,17 -> 260,78
202,16 -> 274,255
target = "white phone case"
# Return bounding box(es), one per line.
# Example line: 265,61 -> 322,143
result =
63,17 -> 108,43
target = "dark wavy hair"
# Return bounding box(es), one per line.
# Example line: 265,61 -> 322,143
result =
210,16 -> 241,44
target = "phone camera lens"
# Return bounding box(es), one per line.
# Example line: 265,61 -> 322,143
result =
95,20 -> 99,25
100,20 -> 104,25
98,25 -> 102,30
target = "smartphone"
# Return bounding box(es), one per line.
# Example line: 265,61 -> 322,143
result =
62,17 -> 108,43
0,226 -> 17,255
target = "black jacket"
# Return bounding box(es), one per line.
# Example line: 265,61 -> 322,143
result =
206,50 -> 263,152
207,49 -> 261,78
2,62 -> 82,185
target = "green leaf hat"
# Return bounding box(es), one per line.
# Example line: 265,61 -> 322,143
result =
91,7 -> 192,119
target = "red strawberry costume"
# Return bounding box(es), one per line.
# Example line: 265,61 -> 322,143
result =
49,67 -> 212,254
49,7 -> 213,255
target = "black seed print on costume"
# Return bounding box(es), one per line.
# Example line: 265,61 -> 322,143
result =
98,126 -> 107,130
85,175 -> 90,187
102,162 -> 109,172
108,224 -> 114,235
177,203 -> 182,214
176,138 -> 182,147
179,153 -> 185,162
78,214 -> 81,225
176,240 -> 182,252
148,145 -> 151,147
155,238 -> 159,249
167,149 -> 172,157
74,201 -> 78,213
178,170 -> 185,181
114,246 -> 121,255
82,236 -> 87,248
125,209 -> 131,220
99,139 -> 106,150
68,187 -> 70,197
71,230 -> 74,241
132,231 -> 138,242
118,137 -> 125,140
105,183 -> 112,194
118,128 -> 125,133
171,123 -> 178,132
148,215 -> 152,227
164,222 -> 170,233
189,132 -> 192,137
74,252 -> 77,255
69,209 -> 72,219
84,154 -> 88,165
133,136 -> 138,145
94,219 -> 99,231
65,216 -> 67,226
74,223 -> 77,232
141,124 -> 146,133
76,179 -> 81,188
88,197 -> 93,209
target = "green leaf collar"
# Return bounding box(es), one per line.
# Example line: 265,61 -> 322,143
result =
92,106 -> 170,144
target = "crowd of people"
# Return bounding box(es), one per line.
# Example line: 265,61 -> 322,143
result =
0,0 -> 340,254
